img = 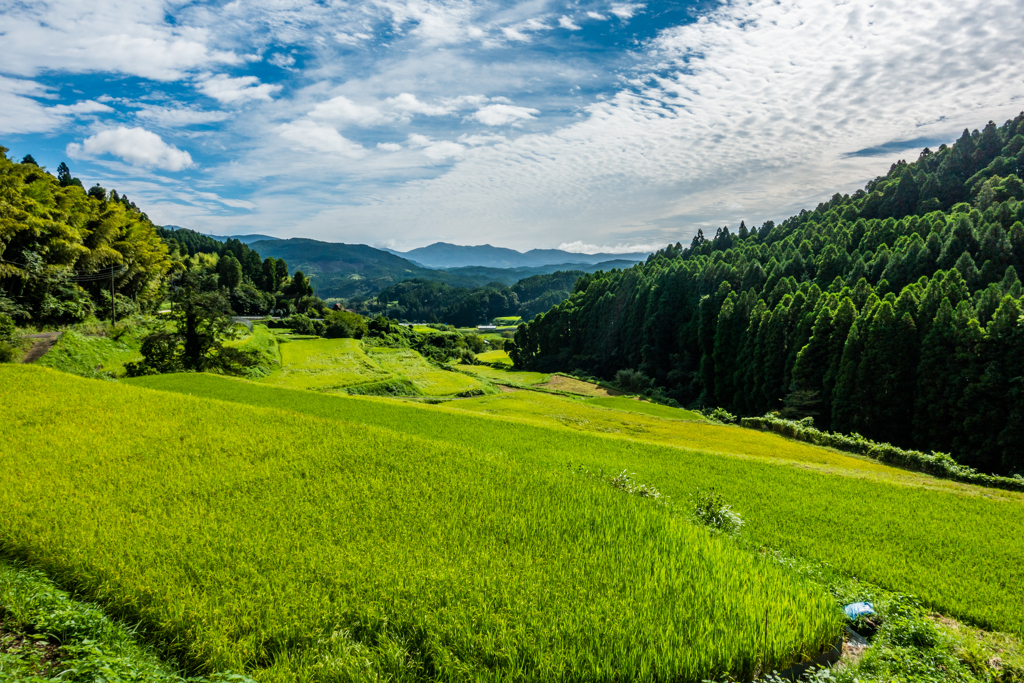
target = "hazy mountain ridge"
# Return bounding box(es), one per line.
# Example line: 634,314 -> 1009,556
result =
395,242 -> 651,269
249,238 -> 642,299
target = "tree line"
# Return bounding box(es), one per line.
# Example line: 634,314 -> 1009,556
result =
510,113 -> 1024,476
364,271 -> 584,326
0,146 -> 325,329
0,151 -> 171,326
158,227 -> 319,317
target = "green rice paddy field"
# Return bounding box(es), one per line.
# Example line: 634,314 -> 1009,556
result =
120,372 -> 1024,642
1,365 -> 840,682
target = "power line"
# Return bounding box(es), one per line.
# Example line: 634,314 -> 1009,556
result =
0,258 -> 127,281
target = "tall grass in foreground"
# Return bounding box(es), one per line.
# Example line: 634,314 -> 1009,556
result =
0,365 -> 841,682
124,373 -> 1024,638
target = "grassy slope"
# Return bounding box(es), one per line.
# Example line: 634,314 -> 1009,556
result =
36,330 -> 142,378
0,559 -> 249,682
0,365 -> 840,682
122,372 -> 1024,639
584,396 -> 704,421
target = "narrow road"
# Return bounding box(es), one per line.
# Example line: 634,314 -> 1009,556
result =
21,332 -> 61,364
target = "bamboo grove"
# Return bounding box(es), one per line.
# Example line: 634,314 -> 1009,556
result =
511,114 -> 1024,476
0,149 -> 172,324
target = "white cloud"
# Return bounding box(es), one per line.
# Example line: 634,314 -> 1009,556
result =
377,142 -> 403,152
386,92 -> 453,117
407,134 -> 466,161
197,74 -> 281,104
471,104 -> 539,126
0,0 -> 241,81
278,120 -> 366,158
134,105 -> 231,127
309,96 -> 386,126
458,133 -> 508,146
378,0 -> 484,46
558,241 -> 660,254
269,53 -> 296,68
609,4 -> 644,20
558,16 -> 582,30
280,0 -> 1024,249
0,77 -> 114,134
586,12 -> 607,20
66,127 -> 194,171
336,32 -> 372,45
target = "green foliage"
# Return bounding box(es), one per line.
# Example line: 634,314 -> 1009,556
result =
123,372 -> 1024,640
708,407 -> 738,424
741,414 -> 1024,492
0,153 -> 172,326
1,365 -> 843,682
370,271 -> 583,326
322,309 -> 367,339
514,112 -> 1024,476
689,488 -> 744,534
36,328 -> 143,378
344,377 -> 421,396
126,274 -> 259,377
615,367 -> 653,393
0,311 -> 16,362
0,559 -> 253,682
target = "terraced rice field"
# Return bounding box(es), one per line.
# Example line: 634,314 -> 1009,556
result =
452,362 -> 550,385
256,337 -> 487,397
475,349 -> 512,364
1,365 -> 842,682
121,372 -> 1024,640
260,338 -> 390,391
366,347 -> 487,396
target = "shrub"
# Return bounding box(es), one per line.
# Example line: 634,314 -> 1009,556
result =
286,314 -> 316,336
689,488 -> 744,534
741,414 -> 1024,492
615,368 -> 653,393
708,407 -> 738,424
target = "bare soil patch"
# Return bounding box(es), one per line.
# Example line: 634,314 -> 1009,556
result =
537,375 -> 624,397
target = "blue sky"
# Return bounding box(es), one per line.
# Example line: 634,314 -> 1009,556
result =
2,0 -> 1023,252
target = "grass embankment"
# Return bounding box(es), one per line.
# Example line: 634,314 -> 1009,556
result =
0,365 -> 841,682
123,373 -> 1024,640
36,329 -> 143,378
225,324 -> 281,378
0,559 -> 251,682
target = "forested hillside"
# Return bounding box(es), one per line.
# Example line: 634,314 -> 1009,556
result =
252,237 -> 638,299
511,114 -> 1024,476
0,150 -> 316,328
368,271 -> 584,326
0,151 -> 171,325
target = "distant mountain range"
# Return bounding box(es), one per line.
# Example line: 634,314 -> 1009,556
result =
388,242 -> 652,269
250,238 -> 639,299
204,233 -> 281,245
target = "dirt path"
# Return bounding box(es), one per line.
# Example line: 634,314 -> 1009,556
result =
20,332 -> 61,364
